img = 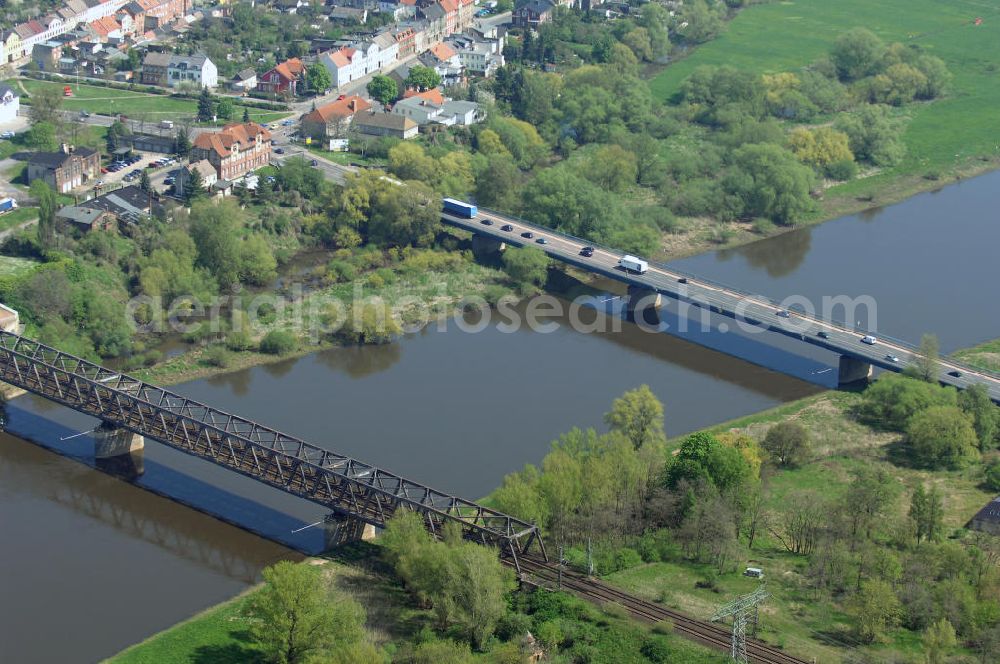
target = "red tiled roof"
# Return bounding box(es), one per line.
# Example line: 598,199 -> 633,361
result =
303,95 -> 371,123
192,122 -> 271,159
439,0 -> 457,13
402,87 -> 444,105
327,47 -> 356,68
428,42 -> 456,61
271,57 -> 305,83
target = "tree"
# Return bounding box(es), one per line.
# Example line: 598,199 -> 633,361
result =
242,106 -> 251,123
240,234 -> 278,286
853,579 -> 901,643
197,87 -> 214,122
184,165 -> 205,203
907,406 -> 979,469
604,385 -> 665,450
174,127 -> 191,157
28,85 -> 63,126
830,27 -> 886,81
906,333 -> 940,383
762,421 -> 810,467
844,466 -> 897,545
501,246 -> 549,293
367,75 -> 398,105
834,104 -> 905,166
678,0 -> 723,44
190,199 -> 243,288
307,63 -> 332,94
985,458 -> 1000,491
216,97 -> 235,120
727,143 -> 815,225
958,383 -> 999,449
30,179 -> 59,247
441,542 -> 517,648
923,618 -> 957,664
246,561 -> 365,664
787,126 -> 853,169
474,154 -> 519,209
405,65 -> 441,91
139,169 -> 152,193
909,484 -> 944,543
25,121 -> 58,151
859,373 -> 957,431
367,181 -> 440,247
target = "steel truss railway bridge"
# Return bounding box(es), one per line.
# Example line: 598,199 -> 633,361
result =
0,330 -> 545,571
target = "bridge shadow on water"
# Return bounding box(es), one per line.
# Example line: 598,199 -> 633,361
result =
556,274 -> 846,392
1,402 -> 329,559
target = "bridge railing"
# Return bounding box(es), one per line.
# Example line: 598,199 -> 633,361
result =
459,208 -> 1000,381
0,331 -> 545,567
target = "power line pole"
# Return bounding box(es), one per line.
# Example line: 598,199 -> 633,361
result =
586,537 -> 594,577
712,586 -> 770,664
557,545 -> 564,590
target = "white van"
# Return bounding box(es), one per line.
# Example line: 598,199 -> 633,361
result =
618,255 -> 649,274
744,567 -> 764,579
159,120 -> 174,129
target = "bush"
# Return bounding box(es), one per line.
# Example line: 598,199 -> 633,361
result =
825,158 -> 858,181
327,259 -> 358,283
225,329 -> 253,351
203,344 -> 233,368
259,330 -> 297,355
641,636 -> 673,663
983,458 -> 1000,491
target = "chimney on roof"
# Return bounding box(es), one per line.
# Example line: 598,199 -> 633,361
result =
61,143 -> 72,154
349,99 -> 356,111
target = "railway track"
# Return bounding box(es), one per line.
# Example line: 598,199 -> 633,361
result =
514,556 -> 809,664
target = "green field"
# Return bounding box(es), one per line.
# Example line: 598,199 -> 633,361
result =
954,337 -> 1000,374
0,254 -> 40,278
15,79 -> 291,124
651,0 -> 1000,178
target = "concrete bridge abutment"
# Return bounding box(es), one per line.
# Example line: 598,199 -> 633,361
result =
626,285 -> 662,325
471,233 -> 506,260
94,422 -> 145,477
838,355 -> 873,386
323,514 -> 377,551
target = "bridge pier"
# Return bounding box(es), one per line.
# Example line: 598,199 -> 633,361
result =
626,285 -> 662,326
471,233 -> 505,260
838,355 -> 873,386
323,514 -> 377,551
94,422 -> 144,478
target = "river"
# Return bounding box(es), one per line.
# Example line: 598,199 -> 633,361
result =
2,170 -> 998,663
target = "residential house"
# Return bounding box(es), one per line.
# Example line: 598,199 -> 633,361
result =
137,0 -> 189,30
328,6 -> 367,23
257,57 -> 305,95
971,496 -> 1000,535
230,68 -> 257,92
190,122 -> 272,180
300,94 -> 371,140
56,205 -> 116,232
353,111 -> 417,139
448,33 -> 503,76
167,52 -> 217,88
26,145 -> 101,193
32,41 -> 63,70
319,47 -> 359,88
512,0 -> 554,29
0,84 -> 20,124
174,159 -> 217,198
392,89 -> 482,126
275,0 -> 307,13
79,184 -> 156,223
393,25 -> 416,57
140,50 -> 170,85
2,31 -> 24,63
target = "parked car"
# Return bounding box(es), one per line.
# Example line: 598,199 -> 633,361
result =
0,131 -> 14,139
274,148 -> 285,154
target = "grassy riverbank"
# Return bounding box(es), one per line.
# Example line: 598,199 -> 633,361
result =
645,0 -> 1000,258
954,338 -> 1000,375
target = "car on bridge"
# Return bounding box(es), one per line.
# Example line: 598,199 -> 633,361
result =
580,246 -> 594,257
481,219 -> 494,226
776,310 -> 790,318
948,370 -> 962,378
521,231 -> 534,239
817,330 -> 830,339
861,335 -> 878,345
536,237 -> 548,244
885,354 -> 900,363
501,224 -> 514,232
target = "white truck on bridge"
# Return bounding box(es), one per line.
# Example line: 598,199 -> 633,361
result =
618,255 -> 649,274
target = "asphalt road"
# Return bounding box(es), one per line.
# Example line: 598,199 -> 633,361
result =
442,208 -> 1000,403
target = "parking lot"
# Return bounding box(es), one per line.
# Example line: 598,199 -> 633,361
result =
94,152 -> 179,194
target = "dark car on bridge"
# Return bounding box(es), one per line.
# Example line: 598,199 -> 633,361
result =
536,237 -> 548,244
521,231 -> 534,239
581,246 -> 594,257
481,219 -> 494,226
817,331 -> 830,339
501,224 -> 514,232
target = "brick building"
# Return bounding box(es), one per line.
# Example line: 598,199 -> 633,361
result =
190,122 -> 272,180
27,145 -> 101,193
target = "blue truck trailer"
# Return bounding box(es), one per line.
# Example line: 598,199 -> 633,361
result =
442,198 -> 477,218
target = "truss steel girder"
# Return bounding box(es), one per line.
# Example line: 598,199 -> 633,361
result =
0,331 -> 545,567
